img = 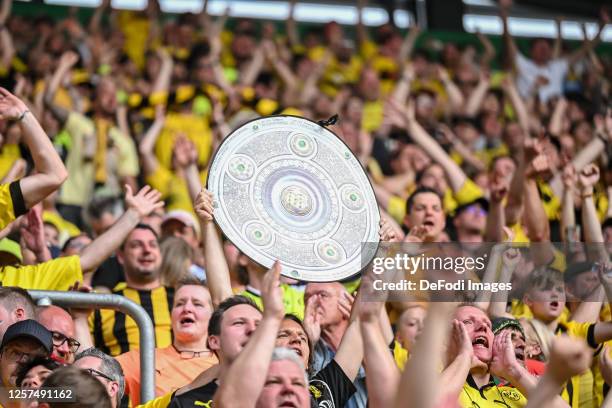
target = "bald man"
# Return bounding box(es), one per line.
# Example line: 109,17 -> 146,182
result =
38,306 -> 79,363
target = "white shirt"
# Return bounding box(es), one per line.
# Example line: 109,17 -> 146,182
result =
515,53 -> 569,103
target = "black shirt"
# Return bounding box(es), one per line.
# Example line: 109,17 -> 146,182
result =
167,380 -> 218,407
309,359 -> 356,408
167,359 -> 355,408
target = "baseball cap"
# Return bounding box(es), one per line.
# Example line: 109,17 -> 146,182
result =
1,319 -> 53,353
0,238 -> 22,263
492,317 -> 525,337
161,210 -> 201,239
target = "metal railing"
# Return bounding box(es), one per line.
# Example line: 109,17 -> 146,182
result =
30,290 -> 156,403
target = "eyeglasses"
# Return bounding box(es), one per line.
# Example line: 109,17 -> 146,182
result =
51,331 -> 81,353
84,368 -> 115,383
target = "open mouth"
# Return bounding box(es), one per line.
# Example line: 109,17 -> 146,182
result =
472,336 -> 489,348
423,220 -> 435,228
515,347 -> 525,361
279,400 -> 298,407
180,317 -> 195,325
549,301 -> 559,309
290,346 -> 303,357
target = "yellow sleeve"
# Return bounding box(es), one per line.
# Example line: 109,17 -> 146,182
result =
393,340 -> 409,371
563,321 -> 598,348
454,178 -> 484,205
110,128 -> 140,177
136,392 -> 173,408
281,285 -> 305,321
65,112 -> 94,140
145,166 -> 173,198
1,256 -> 83,290
0,182 -> 21,230
387,195 -> 406,225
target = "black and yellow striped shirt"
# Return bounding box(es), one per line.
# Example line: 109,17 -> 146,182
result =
90,284 -> 174,356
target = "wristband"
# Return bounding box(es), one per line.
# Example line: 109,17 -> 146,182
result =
17,110 -> 30,122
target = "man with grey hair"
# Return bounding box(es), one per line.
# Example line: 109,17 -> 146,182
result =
256,347 -> 310,408
74,347 -> 125,408
0,287 -> 37,341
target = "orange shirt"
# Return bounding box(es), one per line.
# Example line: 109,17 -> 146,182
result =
116,345 -> 217,406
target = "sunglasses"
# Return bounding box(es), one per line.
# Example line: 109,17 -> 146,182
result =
51,331 -> 81,353
84,368 -> 115,383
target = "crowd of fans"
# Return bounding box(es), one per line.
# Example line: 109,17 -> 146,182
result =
0,0 -> 611,406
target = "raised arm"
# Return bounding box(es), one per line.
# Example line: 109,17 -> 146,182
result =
359,284 -> 399,408
436,65 -> 465,114
524,336 -> 588,408
476,31 -> 496,69
523,147 -> 555,265
214,263 -> 284,408
151,49 -> 173,96
489,247 -> 521,319
567,18 -> 606,67
79,186 -> 163,282
44,51 -> 79,125
262,40 -> 297,90
0,24 -> 14,69
89,0 -> 110,34
0,88 -> 68,210
138,106 -> 165,177
464,70 -> 491,117
560,164 -> 577,243
390,98 -> 468,192
548,97 -> 568,137
240,45 -> 265,88
398,25 -> 420,67
396,302 -> 457,408
500,4 -> 518,67
194,189 -> 234,308
356,0 -> 369,51
484,175 -> 509,243
502,75 -> 530,136
286,0 -> 300,49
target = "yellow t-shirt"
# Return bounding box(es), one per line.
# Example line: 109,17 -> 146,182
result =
0,255 -> 83,290
459,377 -> 527,407
241,285 -> 305,320
392,340 -> 409,371
0,144 -> 21,180
0,181 -> 24,230
154,113 -> 213,171
136,392 -> 172,408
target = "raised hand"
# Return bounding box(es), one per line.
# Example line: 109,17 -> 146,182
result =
561,163 -> 577,189
261,261 -> 284,320
446,319 -> 474,366
303,294 -> 323,344
578,164 -> 600,192
379,218 -> 398,242
68,282 -> 95,320
194,189 -> 214,222
489,330 -> 521,381
0,88 -> 29,121
59,50 -> 79,69
124,185 -> 164,218
20,206 -> 47,254
489,174 -> 509,203
501,247 -> 521,270
338,290 -> 355,321
548,335 -> 591,384
403,225 -> 427,243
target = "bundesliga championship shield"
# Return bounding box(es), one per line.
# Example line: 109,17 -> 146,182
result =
207,115 -> 380,282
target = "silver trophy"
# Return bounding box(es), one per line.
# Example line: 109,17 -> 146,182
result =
207,115 -> 380,282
